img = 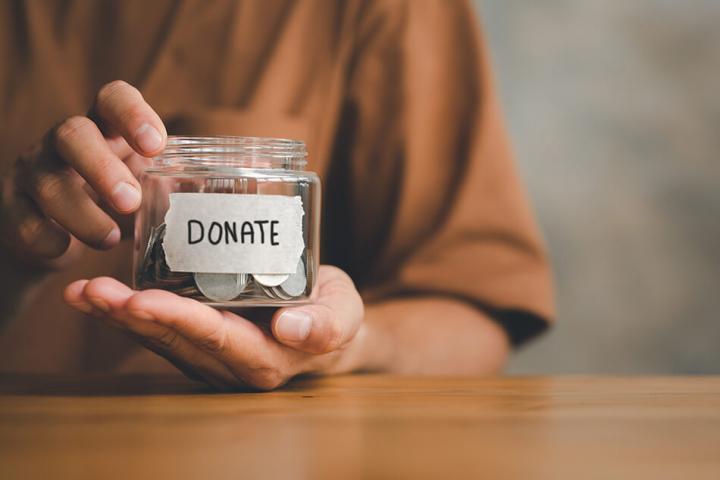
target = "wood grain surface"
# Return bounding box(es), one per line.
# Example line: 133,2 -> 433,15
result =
1,375 -> 719,479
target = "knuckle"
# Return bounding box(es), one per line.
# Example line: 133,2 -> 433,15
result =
246,365 -> 287,391
33,172 -> 66,204
310,312 -> 344,354
16,215 -> 46,247
54,116 -> 94,146
325,318 -> 345,352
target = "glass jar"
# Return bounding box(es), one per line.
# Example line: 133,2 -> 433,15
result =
133,136 -> 321,306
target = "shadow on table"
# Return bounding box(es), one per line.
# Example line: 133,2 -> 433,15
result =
0,374 -> 221,396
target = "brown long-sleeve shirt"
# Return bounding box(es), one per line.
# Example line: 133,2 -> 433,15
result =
0,0 -> 554,373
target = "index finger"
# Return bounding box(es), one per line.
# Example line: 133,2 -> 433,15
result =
89,80 -> 167,157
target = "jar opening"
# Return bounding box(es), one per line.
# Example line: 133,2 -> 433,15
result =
155,136 -> 307,170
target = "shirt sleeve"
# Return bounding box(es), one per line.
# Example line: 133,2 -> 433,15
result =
327,0 -> 555,346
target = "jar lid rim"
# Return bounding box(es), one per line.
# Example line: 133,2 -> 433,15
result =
158,135 -> 308,168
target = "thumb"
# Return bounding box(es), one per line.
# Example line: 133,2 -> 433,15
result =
271,266 -> 363,354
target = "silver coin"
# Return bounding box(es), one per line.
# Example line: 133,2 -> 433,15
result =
270,285 -> 293,301
173,285 -> 202,297
277,259 -> 307,298
140,225 -> 158,269
305,249 -> 315,291
252,273 -> 290,287
193,273 -> 248,302
258,283 -> 280,299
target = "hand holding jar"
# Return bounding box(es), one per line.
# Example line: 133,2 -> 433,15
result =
0,79 -> 368,390
64,266 -> 365,390
0,80 -> 164,263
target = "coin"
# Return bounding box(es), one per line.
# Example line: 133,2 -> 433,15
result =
258,283 -> 280,299
193,272 -> 249,302
172,285 -> 203,297
275,259 -> 307,298
139,224 -> 159,272
305,249 -> 315,290
252,273 -> 290,287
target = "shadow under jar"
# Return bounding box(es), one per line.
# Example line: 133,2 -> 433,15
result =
133,136 -> 321,307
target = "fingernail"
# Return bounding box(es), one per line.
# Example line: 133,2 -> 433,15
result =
276,310 -> 312,342
111,182 -> 141,212
134,123 -> 163,154
102,227 -> 121,248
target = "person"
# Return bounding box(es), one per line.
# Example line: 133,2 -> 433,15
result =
0,0 -> 553,390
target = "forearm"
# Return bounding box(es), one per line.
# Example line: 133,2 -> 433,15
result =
337,297 -> 511,375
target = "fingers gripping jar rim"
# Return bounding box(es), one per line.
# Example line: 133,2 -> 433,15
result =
133,136 -> 321,307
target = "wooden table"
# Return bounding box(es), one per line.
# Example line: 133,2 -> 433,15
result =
1,375 -> 719,479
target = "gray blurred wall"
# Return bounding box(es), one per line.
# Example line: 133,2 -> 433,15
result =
473,0 -> 720,373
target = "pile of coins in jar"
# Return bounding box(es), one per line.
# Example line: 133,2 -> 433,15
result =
136,222 -> 312,303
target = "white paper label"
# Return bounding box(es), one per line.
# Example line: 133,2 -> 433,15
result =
162,193 -> 305,274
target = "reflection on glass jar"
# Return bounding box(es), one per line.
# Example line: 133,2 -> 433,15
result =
133,136 -> 321,307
